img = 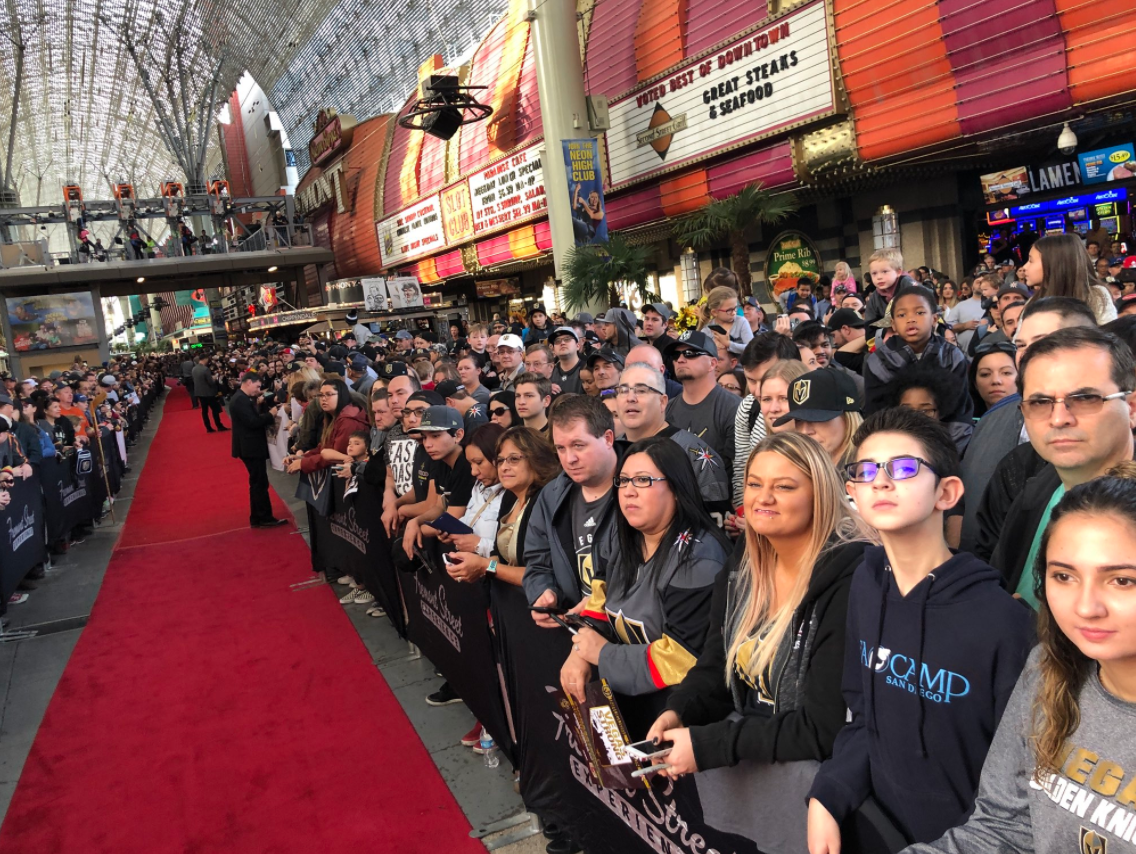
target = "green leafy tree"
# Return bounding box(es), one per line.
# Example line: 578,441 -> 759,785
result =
561,235 -> 656,313
671,183 -> 798,301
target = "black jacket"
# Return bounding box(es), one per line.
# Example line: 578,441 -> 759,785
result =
974,441 -> 1047,565
988,460 -> 1061,594
665,539 -> 866,771
229,390 -> 273,460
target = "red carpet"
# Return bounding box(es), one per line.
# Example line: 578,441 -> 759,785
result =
0,385 -> 485,853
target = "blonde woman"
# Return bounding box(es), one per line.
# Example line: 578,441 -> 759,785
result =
700,285 -> 754,356
644,432 -> 869,847
773,369 -> 863,470
758,359 -> 810,434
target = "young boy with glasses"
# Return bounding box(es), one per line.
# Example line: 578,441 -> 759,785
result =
807,407 -> 1032,852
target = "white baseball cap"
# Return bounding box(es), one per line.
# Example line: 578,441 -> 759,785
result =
497,334 -> 524,351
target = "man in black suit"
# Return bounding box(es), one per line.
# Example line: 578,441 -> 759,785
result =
230,371 -> 285,528
191,353 -> 227,433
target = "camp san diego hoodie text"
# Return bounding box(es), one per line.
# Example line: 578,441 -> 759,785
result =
808,547 -> 1035,844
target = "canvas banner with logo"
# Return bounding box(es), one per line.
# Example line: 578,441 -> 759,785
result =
39,455 -> 95,544
491,582 -> 758,854
1,472 -> 47,598
401,549 -> 516,765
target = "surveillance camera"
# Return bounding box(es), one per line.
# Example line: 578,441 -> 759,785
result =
1058,122 -> 1078,156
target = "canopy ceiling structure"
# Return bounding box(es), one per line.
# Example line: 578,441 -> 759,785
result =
0,0 -> 507,206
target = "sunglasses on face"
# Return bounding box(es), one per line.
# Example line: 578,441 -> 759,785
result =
490,407 -> 510,417
845,456 -> 938,483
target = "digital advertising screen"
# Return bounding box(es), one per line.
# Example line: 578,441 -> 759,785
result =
5,291 -> 100,352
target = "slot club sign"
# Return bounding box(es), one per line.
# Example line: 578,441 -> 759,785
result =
604,0 -> 834,189
376,194 -> 446,268
467,146 -> 547,235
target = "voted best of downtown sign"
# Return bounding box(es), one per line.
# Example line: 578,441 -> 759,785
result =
604,0 -> 834,189
376,143 -> 548,269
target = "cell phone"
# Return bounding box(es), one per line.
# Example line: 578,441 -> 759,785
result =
631,764 -> 673,778
331,465 -> 344,472
529,605 -> 568,616
708,323 -> 727,335
789,318 -> 801,331
441,553 -> 454,566
626,739 -> 675,761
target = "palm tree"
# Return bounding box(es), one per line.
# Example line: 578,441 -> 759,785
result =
671,183 -> 798,301
561,235 -> 656,313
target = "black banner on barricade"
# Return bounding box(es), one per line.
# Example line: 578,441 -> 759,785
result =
1,473 -> 47,598
401,557 -> 516,766
39,456 -> 95,543
492,582 -> 759,854
321,476 -> 405,638
100,433 -> 122,495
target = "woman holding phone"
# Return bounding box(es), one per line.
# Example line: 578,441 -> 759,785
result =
559,438 -> 730,718
642,433 -> 868,847
903,466 -> 1136,854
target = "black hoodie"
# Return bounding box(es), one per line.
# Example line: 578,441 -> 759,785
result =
807,546 -> 1034,845
666,539 -> 867,771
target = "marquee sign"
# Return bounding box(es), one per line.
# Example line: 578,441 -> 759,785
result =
604,0 -> 834,189
376,194 -> 446,268
467,145 -> 548,235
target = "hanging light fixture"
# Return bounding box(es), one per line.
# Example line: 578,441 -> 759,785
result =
398,75 -> 493,141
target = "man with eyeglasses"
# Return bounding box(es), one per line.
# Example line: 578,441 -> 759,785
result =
664,331 -> 742,474
963,297 -> 1097,555
987,326 -> 1136,607
525,395 -> 620,629
548,327 -> 583,395
615,363 -> 731,525
522,344 -> 555,380
495,333 -> 525,390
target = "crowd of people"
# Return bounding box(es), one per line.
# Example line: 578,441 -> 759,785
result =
77,230 -> 1136,853
0,357 -> 165,628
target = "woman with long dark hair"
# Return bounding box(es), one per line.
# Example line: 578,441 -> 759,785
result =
904,464 -> 1136,854
559,437 -> 730,712
285,378 -> 368,474
1022,233 -> 1117,323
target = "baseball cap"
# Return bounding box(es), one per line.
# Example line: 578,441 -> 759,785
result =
594,311 -> 615,324
345,309 -> 359,324
0,393 -> 13,406
325,361 -> 346,377
996,284 -> 1030,303
643,303 -> 675,322
743,296 -> 763,309
664,330 -> 717,359
773,369 -> 861,426
586,346 -> 626,368
417,405 -> 463,432
530,303 -> 547,315
49,370 -> 63,380
408,390 -> 445,407
381,361 -> 409,379
395,330 -> 414,340
574,312 -> 594,325
349,354 -> 369,370
99,374 -> 118,387
547,326 -> 579,343
434,380 -> 464,399
497,333 -> 524,351
826,309 -> 867,332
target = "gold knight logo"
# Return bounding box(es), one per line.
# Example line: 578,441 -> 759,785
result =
793,379 -> 811,405
1080,827 -> 1107,854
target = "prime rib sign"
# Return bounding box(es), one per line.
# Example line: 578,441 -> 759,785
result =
604,0 -> 835,189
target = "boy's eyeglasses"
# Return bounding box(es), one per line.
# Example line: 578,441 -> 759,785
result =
614,475 -> 668,489
1020,391 -> 1131,420
845,456 -> 938,483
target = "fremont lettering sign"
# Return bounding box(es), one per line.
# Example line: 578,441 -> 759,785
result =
376,194 -> 446,268
604,0 -> 834,189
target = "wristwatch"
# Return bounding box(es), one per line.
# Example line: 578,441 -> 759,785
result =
486,559 -> 498,575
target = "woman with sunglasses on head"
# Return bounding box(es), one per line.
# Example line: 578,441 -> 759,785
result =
642,433 -> 869,847
903,464 -> 1136,854
968,338 -> 1019,418
559,437 -> 731,726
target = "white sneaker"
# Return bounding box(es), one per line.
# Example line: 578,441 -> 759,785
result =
353,588 -> 375,605
339,588 -> 357,604
366,605 -> 387,617
336,575 -> 354,586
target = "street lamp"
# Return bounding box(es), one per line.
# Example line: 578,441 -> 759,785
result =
873,206 -> 900,250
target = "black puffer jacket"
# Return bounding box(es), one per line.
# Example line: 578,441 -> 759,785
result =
666,538 -> 867,771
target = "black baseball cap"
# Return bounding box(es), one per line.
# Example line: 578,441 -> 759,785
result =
434,380 -> 464,399
664,330 -> 717,359
586,346 -> 626,368
826,309 -> 867,332
381,361 -> 409,379
547,326 -> 579,343
774,369 -> 861,426
408,390 -> 445,407
417,405 -> 463,432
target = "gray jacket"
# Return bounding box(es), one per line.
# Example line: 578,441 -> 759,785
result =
191,363 -> 219,397
521,472 -> 618,607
